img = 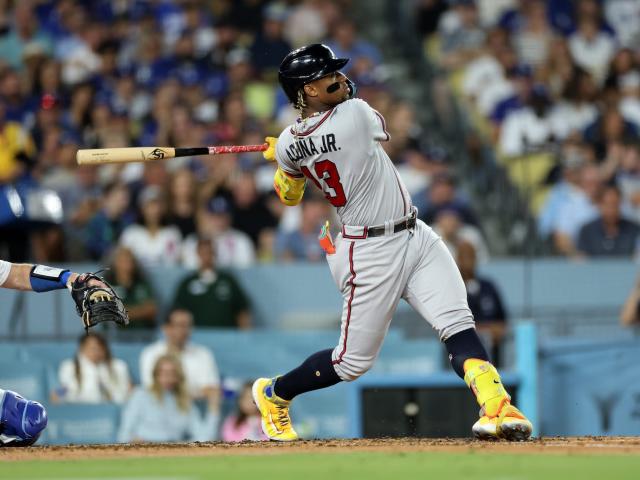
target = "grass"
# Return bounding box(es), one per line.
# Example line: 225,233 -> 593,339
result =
3,451 -> 640,480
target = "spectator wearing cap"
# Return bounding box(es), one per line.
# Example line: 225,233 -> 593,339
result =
577,184 -> 640,257
433,207 -> 490,264
275,194 -> 329,262
498,85 -> 554,157
173,236 -> 251,329
182,196 -> 256,269
420,172 -> 479,228
119,185 -> 182,267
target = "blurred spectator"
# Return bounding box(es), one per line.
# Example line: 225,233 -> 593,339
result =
166,168 -> 198,238
182,196 -> 256,269
498,87 -> 554,157
140,309 -> 220,401
275,194 -> 328,261
456,241 -> 507,366
511,0 -> 553,67
538,140 -> 595,238
229,172 -> 279,247
55,333 -> 130,404
105,246 -> 158,330
550,164 -> 602,256
438,0 -> 485,70
420,172 -> 479,228
433,208 -> 490,263
604,0 -> 640,48
576,184 -> 640,257
221,382 -> 267,442
0,2 -> 51,69
583,108 -> 638,160
0,100 -> 35,183
118,354 -> 219,443
85,181 -> 134,260
568,13 -> 616,85
173,237 -> 251,329
250,2 -> 291,75
325,18 -> 381,80
119,185 -> 182,267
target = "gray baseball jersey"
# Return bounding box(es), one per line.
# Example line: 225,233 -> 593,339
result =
276,99 -> 412,227
276,99 -> 475,381
0,260 -> 10,287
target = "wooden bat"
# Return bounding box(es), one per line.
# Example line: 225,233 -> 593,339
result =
76,144 -> 269,165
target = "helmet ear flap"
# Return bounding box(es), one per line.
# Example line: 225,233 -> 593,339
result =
345,77 -> 357,99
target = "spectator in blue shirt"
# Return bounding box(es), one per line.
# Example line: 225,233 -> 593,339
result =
275,194 -> 328,262
117,354 -> 219,443
85,181 -> 135,260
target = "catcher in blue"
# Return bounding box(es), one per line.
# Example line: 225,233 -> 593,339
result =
252,44 -> 533,441
0,259 -> 128,446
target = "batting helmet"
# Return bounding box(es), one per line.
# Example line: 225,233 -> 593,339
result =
279,43 -> 350,105
0,390 -> 48,446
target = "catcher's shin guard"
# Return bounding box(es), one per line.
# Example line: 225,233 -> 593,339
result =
252,378 -> 298,441
464,359 -> 532,441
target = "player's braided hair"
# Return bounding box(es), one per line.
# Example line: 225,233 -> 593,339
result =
294,89 -> 307,111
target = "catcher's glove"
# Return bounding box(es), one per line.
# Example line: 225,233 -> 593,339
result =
70,272 -> 129,332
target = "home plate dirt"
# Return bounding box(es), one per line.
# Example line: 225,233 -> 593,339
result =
2,437 -> 640,461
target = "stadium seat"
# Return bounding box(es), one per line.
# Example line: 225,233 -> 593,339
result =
0,361 -> 47,402
41,404 -> 121,445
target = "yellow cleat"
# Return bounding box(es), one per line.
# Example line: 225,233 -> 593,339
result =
464,359 -> 533,441
472,403 -> 533,441
252,377 -> 299,441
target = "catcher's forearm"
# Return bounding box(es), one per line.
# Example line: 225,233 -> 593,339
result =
1,263 -> 73,291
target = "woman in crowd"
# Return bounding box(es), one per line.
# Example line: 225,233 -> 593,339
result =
221,382 -> 266,442
166,168 -> 199,238
119,185 -> 182,267
117,354 -> 219,443
106,246 -> 157,330
56,333 -> 131,404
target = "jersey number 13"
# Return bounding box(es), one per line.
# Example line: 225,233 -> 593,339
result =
301,160 -> 347,207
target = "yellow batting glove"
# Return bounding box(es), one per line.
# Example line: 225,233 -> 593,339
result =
274,167 -> 306,206
263,136 -> 277,162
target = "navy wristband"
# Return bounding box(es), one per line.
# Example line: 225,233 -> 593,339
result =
29,265 -> 72,292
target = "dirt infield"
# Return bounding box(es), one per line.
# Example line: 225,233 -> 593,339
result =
2,437 -> 640,461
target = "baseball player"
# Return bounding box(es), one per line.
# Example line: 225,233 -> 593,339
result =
0,259 -> 128,446
252,44 -> 532,441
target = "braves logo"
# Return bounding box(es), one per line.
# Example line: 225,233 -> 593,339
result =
146,148 -> 167,160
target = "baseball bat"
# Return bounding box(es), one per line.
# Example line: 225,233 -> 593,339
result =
76,143 -> 269,165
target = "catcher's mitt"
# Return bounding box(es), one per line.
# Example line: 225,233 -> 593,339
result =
70,272 -> 129,331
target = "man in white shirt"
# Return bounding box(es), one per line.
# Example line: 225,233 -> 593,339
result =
139,309 -> 220,402
182,196 -> 255,269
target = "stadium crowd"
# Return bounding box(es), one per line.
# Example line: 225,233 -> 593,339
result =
418,0 -> 640,259
0,0 -> 474,269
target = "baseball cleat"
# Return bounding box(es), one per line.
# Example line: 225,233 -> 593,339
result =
472,404 -> 532,441
252,377 -> 298,441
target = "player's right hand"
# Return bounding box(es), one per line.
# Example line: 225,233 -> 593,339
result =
263,137 -> 277,162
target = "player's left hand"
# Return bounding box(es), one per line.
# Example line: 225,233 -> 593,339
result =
70,272 -> 129,331
263,137 -> 277,162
